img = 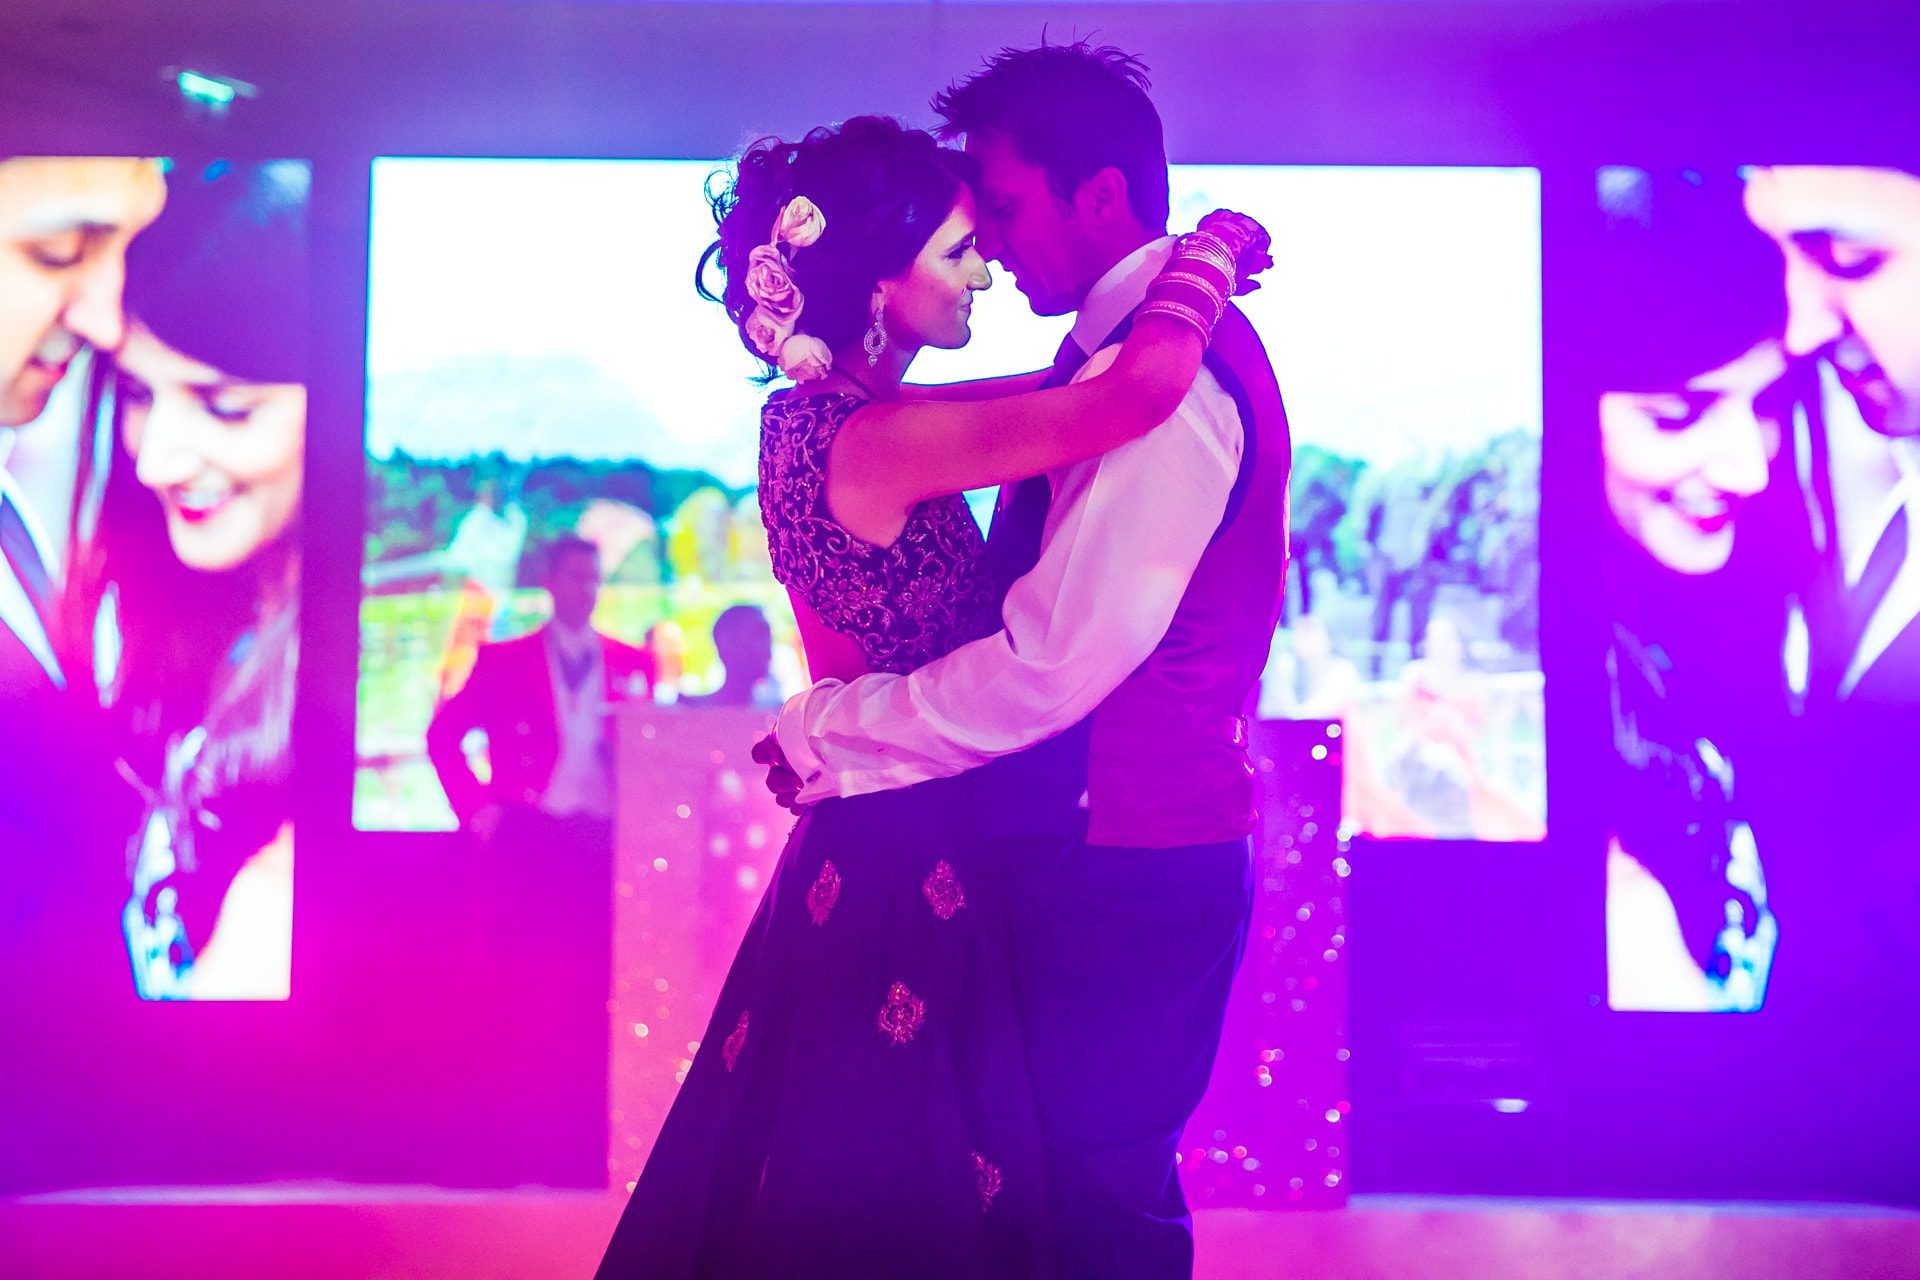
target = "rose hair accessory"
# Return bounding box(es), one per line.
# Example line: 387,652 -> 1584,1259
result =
744,196 -> 835,382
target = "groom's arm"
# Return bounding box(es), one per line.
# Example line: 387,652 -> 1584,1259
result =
773,348 -> 1241,802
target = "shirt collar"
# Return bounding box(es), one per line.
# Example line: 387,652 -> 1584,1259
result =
1069,235 -> 1177,356
547,620 -> 599,657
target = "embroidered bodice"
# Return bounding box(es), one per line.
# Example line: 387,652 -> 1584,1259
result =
758,389 -> 997,675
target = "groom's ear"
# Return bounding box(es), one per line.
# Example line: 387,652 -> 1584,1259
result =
1073,166 -> 1133,228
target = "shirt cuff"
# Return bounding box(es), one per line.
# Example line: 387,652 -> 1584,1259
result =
773,681 -> 838,793
775,678 -> 940,805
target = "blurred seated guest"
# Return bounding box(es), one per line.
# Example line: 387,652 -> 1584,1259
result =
436,473 -> 531,698
82,160 -> 309,1000
680,603 -> 781,710
1595,166 -> 1797,1012
644,617 -> 686,704
1259,612 -> 1426,839
1259,612 -> 1361,720
1388,613 -> 1482,835
426,534 -> 653,844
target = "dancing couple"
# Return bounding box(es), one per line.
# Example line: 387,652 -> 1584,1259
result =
599,41 -> 1291,1279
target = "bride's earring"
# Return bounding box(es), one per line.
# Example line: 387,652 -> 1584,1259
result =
863,301 -> 888,367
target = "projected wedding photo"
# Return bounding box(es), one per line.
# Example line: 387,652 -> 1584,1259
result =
1,156 -> 308,1003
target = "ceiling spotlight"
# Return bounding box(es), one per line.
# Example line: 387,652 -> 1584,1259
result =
164,67 -> 257,115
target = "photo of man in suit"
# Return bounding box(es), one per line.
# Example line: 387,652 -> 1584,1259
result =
1743,165 -> 1920,707
0,156 -> 165,697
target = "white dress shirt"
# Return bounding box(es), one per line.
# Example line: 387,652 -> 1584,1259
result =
0,350 -> 89,686
775,237 -> 1244,803
543,622 -> 613,818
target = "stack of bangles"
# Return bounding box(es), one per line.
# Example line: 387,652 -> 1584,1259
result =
1139,229 -> 1242,341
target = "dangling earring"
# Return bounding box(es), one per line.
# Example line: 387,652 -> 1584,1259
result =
863,301 -> 888,367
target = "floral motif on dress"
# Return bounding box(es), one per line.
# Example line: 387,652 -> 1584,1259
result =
922,860 -> 966,920
877,981 -> 926,1045
759,390 -> 999,675
807,859 -> 842,926
722,1010 -> 749,1072
972,1152 -> 1004,1212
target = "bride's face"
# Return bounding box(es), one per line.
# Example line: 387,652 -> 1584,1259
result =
1600,339 -> 1783,575
118,324 -> 306,573
875,186 -> 992,354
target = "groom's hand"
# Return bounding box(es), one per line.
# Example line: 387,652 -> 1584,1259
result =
751,731 -> 806,811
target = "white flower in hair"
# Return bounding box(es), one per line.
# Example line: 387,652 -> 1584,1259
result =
745,308 -> 794,360
773,196 -> 825,249
745,244 -> 802,324
778,333 -> 833,382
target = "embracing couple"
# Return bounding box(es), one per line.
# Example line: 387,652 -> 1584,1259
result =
598,41 -> 1290,1279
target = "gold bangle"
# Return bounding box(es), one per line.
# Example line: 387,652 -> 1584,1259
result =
1139,298 -> 1213,340
1157,269 -> 1231,300
1174,241 -> 1238,293
1147,280 -> 1227,324
1178,231 -> 1238,270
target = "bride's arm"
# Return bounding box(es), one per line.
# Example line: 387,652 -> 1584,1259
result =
833,310 -> 1204,508
897,369 -> 1049,402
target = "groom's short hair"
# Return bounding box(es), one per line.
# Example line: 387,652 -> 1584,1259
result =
932,40 -> 1170,233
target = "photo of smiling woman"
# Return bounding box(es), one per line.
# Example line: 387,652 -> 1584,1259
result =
75,160 -> 309,1001
1594,167 -> 1810,1012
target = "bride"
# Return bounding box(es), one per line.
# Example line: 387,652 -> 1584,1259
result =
598,116 -> 1265,1278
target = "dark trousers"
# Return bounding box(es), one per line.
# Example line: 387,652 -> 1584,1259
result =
999,834 -> 1254,1280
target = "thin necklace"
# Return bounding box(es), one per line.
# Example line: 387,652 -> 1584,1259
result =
837,367 -> 883,403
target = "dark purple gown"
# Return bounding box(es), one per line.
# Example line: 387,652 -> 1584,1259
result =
596,389 -> 1053,1278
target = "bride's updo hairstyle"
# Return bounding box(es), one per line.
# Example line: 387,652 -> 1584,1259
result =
699,116 -> 974,370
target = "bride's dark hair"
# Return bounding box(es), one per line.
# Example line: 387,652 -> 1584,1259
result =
699,116 -> 975,368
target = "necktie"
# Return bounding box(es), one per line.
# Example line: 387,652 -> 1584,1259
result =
986,333 -> 1090,597
1847,502 -> 1909,658
0,489 -> 53,631
557,643 -> 596,693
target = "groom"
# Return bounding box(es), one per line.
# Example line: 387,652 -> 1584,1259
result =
767,43 -> 1291,1279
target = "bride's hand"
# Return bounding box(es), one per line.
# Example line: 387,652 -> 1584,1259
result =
751,731 -> 806,812
1195,209 -> 1275,295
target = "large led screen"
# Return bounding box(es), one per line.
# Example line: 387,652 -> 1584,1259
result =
1596,165 -> 1920,1012
0,157 -> 308,1000
357,159 -> 1541,840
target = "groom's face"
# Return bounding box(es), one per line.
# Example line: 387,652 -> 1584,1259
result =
965,129 -> 1095,317
0,157 -> 165,426
1744,166 -> 1920,438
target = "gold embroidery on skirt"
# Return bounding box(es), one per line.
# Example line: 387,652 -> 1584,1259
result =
807,859 -> 842,926
922,860 -> 966,920
973,1151 -> 1003,1212
722,1010 -> 749,1071
877,981 -> 926,1044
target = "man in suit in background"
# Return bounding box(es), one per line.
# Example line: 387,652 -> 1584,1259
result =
426,532 -> 652,1185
